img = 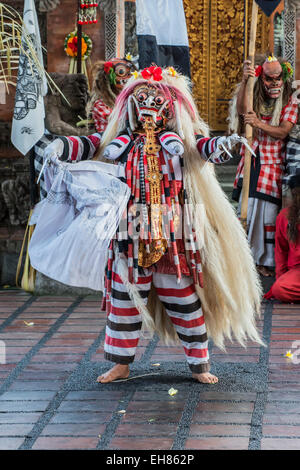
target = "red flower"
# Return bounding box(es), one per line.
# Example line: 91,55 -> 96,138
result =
255,65 -> 263,77
68,37 -> 78,54
141,66 -> 163,81
104,61 -> 113,74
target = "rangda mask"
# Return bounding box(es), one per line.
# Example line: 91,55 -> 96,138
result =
131,83 -> 172,126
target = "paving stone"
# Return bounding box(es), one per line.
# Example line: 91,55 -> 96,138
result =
49,412 -> 113,424
0,424 -> 34,436
0,391 -> 56,400
0,437 -> 24,449
8,381 -> 64,391
65,391 -> 123,400
189,424 -> 251,437
0,413 -> 42,424
41,423 -> 107,436
265,403 -> 300,414
108,437 -> 173,450
38,347 -> 88,354
24,363 -> 77,372
268,383 -> 300,391
32,436 -> 99,450
261,438 -> 300,450
267,391 -> 300,401
121,411 -> 182,423
212,356 -> 259,363
263,425 -> 300,437
196,402 -> 254,413
197,392 -> 256,401
150,355 -> 186,362
30,354 -> 84,363
185,437 -> 249,449
57,400 -> 119,413
126,401 -> 185,413
132,390 -> 189,401
0,401 -> 50,412
115,423 -> 177,437
191,412 -> 252,424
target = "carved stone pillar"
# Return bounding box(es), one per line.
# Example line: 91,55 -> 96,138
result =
283,1 -> 297,75
296,1 -> 300,80
101,0 -> 137,60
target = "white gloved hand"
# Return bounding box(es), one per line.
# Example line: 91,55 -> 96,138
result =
216,133 -> 256,160
43,138 -> 64,161
37,139 -> 64,184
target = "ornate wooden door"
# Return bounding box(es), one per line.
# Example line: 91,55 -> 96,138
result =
183,0 -> 270,131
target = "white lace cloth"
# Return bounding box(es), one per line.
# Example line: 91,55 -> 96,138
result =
29,160 -> 130,291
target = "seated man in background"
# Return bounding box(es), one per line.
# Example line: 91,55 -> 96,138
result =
265,175 -> 300,302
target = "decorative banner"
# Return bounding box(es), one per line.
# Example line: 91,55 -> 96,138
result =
136,0 -> 190,77
78,1 -> 98,25
11,0 -> 47,155
255,0 -> 282,17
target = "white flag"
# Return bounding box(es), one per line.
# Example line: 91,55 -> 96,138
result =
136,0 -> 190,77
11,0 -> 47,155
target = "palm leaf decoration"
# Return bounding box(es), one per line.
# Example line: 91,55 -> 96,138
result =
0,2 -> 69,104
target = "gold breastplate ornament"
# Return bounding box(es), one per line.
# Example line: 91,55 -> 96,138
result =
138,117 -> 167,267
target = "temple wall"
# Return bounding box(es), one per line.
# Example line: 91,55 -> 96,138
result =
296,5 -> 300,80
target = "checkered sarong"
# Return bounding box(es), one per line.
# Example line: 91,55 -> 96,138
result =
282,137 -> 300,186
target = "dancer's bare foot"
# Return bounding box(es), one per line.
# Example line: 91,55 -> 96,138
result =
257,265 -> 274,277
97,364 -> 130,383
192,372 -> 219,384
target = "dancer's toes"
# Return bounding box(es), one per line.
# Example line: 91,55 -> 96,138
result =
192,372 -> 219,384
97,364 -> 130,383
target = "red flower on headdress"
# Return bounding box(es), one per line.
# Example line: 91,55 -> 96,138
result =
141,66 -> 163,81
104,61 -> 113,74
255,65 -> 263,77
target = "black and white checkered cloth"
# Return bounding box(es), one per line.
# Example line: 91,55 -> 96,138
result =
34,133 -> 58,200
283,137 -> 300,186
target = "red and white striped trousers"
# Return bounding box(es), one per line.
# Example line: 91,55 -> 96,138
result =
104,261 -> 210,374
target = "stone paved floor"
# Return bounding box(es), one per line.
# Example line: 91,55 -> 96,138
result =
0,289 -> 299,450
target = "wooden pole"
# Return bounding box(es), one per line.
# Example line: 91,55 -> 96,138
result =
240,0 -> 258,232
116,0 -> 125,58
77,0 -> 82,74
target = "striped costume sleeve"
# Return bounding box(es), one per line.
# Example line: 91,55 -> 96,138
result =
58,133 -> 102,162
196,134 -> 231,164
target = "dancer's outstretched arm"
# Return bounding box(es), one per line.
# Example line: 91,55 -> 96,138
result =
43,132 -> 102,163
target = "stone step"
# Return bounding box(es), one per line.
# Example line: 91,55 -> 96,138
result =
215,164 -> 238,176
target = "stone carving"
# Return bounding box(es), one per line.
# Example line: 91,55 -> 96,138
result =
1,176 -> 30,226
44,73 -> 89,136
283,7 -> 296,74
105,13 -> 117,59
38,0 -> 61,12
104,1 -> 138,60
285,0 -> 298,11
0,193 -> 7,222
0,121 -> 11,147
125,1 -> 138,57
100,0 -> 116,14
